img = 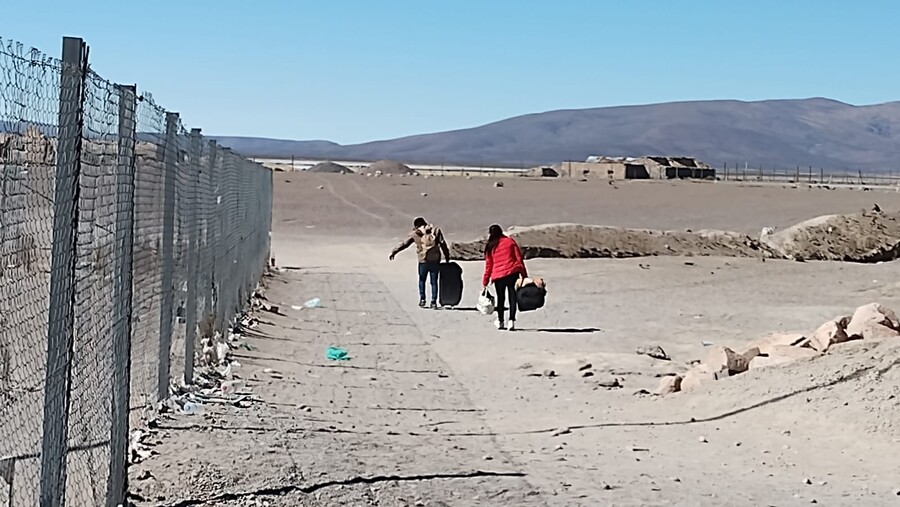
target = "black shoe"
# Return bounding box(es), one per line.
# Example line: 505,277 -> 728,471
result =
419,300 -> 426,308
430,302 -> 438,310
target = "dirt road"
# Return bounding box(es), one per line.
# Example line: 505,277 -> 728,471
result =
131,176 -> 900,506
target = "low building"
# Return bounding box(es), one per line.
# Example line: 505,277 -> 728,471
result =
545,155 -> 715,180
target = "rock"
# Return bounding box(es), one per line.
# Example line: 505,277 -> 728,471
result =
655,375 -> 682,396
420,192 -> 428,197
577,361 -> 593,372
681,365 -> 717,391
847,303 -> 900,339
713,369 -> 731,381
581,370 -> 594,378
542,369 -> 557,378
494,181 -> 505,188
636,345 -> 670,361
749,345 -> 820,369
810,317 -> 853,352
705,346 -> 749,375
742,347 -> 761,362
847,321 -> 900,340
743,333 -> 807,356
698,436 -> 708,443
596,378 -> 622,389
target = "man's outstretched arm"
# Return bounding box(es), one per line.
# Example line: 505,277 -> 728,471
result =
390,237 -> 414,260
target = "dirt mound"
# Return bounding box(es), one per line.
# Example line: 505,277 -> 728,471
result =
760,211 -> 900,262
450,223 -> 769,261
367,160 -> 414,175
308,161 -> 352,174
451,210 -> 900,263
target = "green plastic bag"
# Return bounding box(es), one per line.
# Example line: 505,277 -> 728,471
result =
326,346 -> 350,361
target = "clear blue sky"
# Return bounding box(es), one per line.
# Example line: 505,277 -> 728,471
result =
3,0 -> 897,144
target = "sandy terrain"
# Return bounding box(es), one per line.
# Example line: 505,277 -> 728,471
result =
131,174 -> 900,506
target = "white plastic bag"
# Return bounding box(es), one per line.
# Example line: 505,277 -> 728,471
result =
476,289 -> 495,315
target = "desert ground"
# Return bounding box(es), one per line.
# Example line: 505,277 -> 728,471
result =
130,173 -> 900,506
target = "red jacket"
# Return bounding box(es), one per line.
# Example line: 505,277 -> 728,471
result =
483,236 -> 527,286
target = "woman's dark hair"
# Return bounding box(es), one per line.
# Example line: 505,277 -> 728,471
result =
484,224 -> 505,255
413,217 -> 427,228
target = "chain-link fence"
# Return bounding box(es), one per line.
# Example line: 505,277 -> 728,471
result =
0,36 -> 272,506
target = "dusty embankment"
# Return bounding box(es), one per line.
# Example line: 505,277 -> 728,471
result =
451,209 -> 900,263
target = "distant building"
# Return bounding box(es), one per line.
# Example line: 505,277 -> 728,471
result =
541,155 -> 715,180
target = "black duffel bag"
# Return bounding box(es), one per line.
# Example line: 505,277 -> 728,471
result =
516,284 -> 546,312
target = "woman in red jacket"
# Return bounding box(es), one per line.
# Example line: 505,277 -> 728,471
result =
482,224 -> 527,330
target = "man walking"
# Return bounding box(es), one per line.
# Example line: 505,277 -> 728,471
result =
390,217 -> 451,308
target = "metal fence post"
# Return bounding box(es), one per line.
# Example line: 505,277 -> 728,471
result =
184,128 -> 201,385
106,83 -> 137,507
203,141 -> 217,324
40,36 -> 87,507
157,112 -> 178,400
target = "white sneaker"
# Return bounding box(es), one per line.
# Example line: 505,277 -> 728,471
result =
494,319 -> 506,330
508,321 -> 516,331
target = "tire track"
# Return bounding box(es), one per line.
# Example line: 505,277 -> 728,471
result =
313,175 -> 386,224
346,177 -> 416,220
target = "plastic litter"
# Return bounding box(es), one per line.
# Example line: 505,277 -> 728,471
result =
304,298 -> 322,309
326,346 -> 350,361
221,380 -> 244,395
182,401 -> 205,415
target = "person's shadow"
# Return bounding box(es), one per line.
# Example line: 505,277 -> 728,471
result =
518,327 -> 603,333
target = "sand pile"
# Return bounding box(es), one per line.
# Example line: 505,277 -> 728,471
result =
450,223 -> 769,261
367,160 -> 414,175
657,302 -> 900,396
760,210 -> 900,262
451,210 -> 900,263
307,161 -> 352,174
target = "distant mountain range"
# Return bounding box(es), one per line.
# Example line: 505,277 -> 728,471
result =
212,98 -> 900,171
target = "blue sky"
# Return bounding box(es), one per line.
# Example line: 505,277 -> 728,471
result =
3,1 -> 897,144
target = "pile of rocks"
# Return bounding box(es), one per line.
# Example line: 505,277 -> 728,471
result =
657,302 -> 900,395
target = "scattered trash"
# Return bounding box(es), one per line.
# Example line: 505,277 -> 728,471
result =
304,298 -> 322,309
326,346 -> 350,361
636,345 -> 670,361
182,401 -> 205,415
221,380 -> 244,395
129,430 -> 155,463
291,305 -> 303,311
263,368 -> 284,380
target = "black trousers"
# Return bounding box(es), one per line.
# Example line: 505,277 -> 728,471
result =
493,273 -> 519,323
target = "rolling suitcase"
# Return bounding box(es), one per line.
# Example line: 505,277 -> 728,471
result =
438,262 -> 463,307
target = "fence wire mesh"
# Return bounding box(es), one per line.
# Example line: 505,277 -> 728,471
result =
0,38 -> 61,507
0,35 -> 273,506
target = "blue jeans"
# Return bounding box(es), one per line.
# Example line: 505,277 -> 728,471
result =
418,262 -> 440,302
